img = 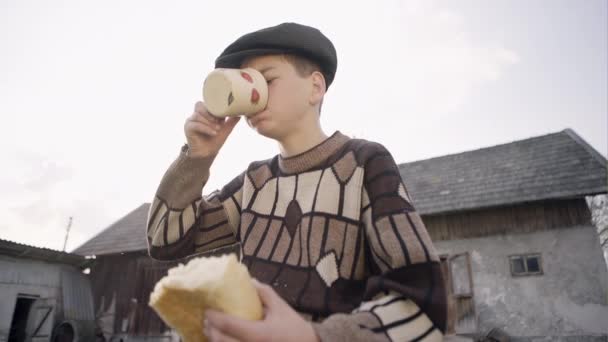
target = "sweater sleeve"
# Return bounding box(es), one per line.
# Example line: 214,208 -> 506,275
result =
312,143 -> 447,342
146,145 -> 245,260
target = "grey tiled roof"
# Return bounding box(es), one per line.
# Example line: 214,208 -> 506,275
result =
74,129 -> 607,255
72,203 -> 150,256
399,129 -> 607,215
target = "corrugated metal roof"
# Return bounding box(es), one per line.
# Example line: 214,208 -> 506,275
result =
0,239 -> 90,268
399,129 -> 607,215
73,129 -> 607,255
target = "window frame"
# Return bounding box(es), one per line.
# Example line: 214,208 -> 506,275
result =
449,252 -> 474,298
509,253 -> 543,277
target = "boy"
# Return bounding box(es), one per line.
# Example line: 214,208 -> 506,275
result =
147,22 -> 447,341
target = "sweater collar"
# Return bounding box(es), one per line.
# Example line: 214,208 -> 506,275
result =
278,131 -> 350,174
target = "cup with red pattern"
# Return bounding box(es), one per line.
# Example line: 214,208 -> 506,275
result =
202,68 -> 268,118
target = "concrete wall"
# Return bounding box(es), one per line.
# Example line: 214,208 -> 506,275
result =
434,225 -> 608,340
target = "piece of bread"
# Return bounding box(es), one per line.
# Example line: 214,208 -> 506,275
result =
149,254 -> 263,342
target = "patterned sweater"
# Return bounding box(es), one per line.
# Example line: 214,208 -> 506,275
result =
147,131 -> 447,341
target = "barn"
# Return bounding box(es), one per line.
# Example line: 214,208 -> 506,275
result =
0,239 -> 96,342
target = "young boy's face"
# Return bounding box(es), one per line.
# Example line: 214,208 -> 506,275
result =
241,54 -> 318,140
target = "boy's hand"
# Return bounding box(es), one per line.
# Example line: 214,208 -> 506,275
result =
184,101 -> 241,158
204,280 -> 320,342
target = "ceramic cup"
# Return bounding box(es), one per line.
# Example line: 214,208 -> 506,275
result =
202,68 -> 269,117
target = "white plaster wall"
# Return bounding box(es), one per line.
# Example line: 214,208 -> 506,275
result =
434,226 -> 608,338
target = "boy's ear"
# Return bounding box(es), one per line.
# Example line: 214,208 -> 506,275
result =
309,71 -> 326,106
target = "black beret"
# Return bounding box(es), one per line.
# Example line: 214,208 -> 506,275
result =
215,23 -> 338,89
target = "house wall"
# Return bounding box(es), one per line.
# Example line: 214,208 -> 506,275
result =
434,226 -> 608,340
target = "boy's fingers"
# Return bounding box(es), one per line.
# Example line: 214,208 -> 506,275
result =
252,279 -> 281,309
194,101 -> 223,123
194,101 -> 207,114
204,324 -> 240,342
219,116 -> 241,134
195,110 -> 223,125
215,117 -> 240,141
190,114 -> 221,130
187,121 -> 217,136
205,309 -> 261,341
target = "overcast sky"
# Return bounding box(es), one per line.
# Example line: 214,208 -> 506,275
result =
1,0 -> 606,252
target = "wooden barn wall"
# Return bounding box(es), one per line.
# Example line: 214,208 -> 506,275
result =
89,253 -> 168,335
89,245 -> 239,336
422,199 -> 592,241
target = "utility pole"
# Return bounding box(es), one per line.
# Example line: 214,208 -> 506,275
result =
62,217 -> 73,252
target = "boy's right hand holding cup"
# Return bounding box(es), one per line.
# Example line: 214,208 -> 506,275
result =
184,101 -> 241,159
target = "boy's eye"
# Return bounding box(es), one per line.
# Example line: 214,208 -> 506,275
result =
266,78 -> 276,84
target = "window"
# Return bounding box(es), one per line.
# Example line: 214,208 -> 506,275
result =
509,254 -> 543,276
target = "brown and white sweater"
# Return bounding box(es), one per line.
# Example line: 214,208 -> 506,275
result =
147,131 -> 447,341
